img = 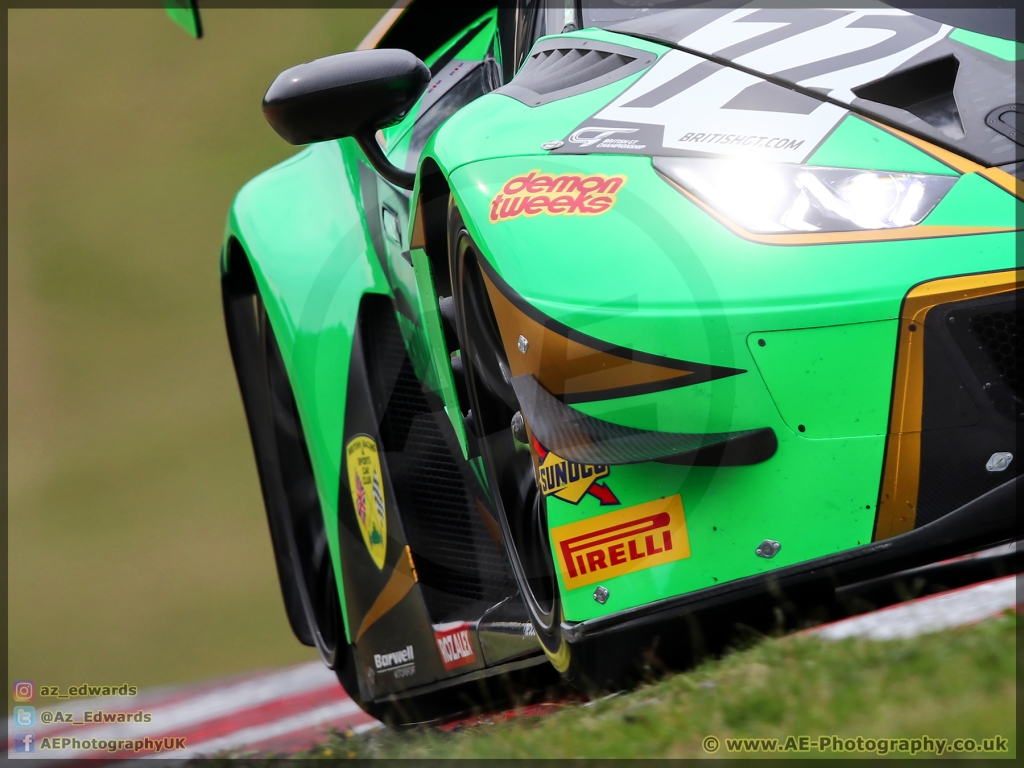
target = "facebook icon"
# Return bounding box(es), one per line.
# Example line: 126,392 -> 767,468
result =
13,732 -> 35,753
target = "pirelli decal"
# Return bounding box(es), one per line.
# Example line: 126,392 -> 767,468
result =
551,495 -> 690,589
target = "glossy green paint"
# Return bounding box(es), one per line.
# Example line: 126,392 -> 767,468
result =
446,156 -> 1015,355
224,138 -> 391,642
428,32 -> 667,175
806,115 -> 956,175
164,0 -> 201,39
430,90 -> 1015,619
949,27 -> 1024,61
382,12 -> 505,452
381,11 -> 499,174
424,10 -> 497,68
547,432 -> 884,621
747,321 -> 898,439
220,14 -> 515,643
410,246 -> 470,455
402,32 -> 670,451
228,20 -> 1020,633
922,172 -> 1022,228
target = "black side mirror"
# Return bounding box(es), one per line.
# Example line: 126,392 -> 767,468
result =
263,49 -> 430,189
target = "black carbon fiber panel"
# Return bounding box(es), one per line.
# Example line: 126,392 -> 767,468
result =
951,300 -> 1020,421
497,37 -> 655,107
916,291 -> 1020,528
367,307 -> 513,622
512,373 -> 774,466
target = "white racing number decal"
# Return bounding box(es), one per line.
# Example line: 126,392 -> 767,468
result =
559,6 -> 951,163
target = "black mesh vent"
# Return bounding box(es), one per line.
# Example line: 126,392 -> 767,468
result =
516,47 -> 635,95
497,38 -> 655,107
915,291 -> 1020,528
367,305 -> 513,622
947,293 -> 1021,422
968,308 -> 1019,398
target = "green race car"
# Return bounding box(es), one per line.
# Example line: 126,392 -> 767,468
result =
178,0 -> 1021,723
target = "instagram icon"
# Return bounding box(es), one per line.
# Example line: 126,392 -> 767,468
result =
13,681 -> 34,701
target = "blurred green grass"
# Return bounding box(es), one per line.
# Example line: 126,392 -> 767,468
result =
7,7 -> 383,709
290,616 -> 1018,760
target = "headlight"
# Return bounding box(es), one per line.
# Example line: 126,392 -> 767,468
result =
654,157 -> 957,234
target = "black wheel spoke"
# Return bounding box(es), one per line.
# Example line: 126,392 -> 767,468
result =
453,216 -> 561,638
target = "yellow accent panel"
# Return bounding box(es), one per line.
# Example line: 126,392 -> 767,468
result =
978,167 -> 1023,199
410,197 -> 427,249
869,121 -> 985,175
356,1 -> 410,50
354,545 -> 418,643
875,269 -> 1022,540
480,270 -> 691,397
869,119 -> 1022,200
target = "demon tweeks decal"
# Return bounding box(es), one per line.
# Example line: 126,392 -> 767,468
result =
489,170 -> 626,222
558,5 -> 952,163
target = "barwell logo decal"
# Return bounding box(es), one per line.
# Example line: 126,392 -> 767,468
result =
345,435 -> 387,570
551,495 -> 690,589
489,170 -> 626,222
434,622 -> 477,671
374,645 -> 414,671
534,437 -> 618,505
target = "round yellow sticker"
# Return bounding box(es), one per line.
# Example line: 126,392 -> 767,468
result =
345,435 -> 387,570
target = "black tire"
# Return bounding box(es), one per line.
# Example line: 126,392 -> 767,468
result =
330,296 -> 566,725
446,203 -> 590,683
448,202 -> 666,692
234,256 -> 563,724
263,318 -> 345,669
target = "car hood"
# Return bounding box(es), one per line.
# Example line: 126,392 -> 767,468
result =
542,5 -> 1020,169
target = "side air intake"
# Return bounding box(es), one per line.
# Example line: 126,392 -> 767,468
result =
854,55 -> 964,140
498,37 -> 655,107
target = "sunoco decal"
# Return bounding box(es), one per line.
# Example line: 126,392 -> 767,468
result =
345,435 -> 387,570
533,438 -> 618,506
489,171 -> 626,223
551,495 -> 690,589
434,622 -> 477,671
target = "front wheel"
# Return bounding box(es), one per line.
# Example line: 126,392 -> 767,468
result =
449,203 -> 644,690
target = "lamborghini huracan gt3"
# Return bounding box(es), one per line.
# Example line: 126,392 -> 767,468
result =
175,0 -> 1020,722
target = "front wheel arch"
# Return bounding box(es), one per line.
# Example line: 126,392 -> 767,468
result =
446,208 -> 675,691
446,204 -> 577,676
221,238 -> 344,663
